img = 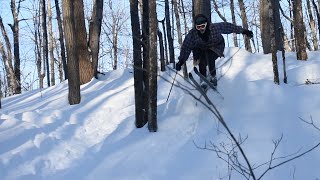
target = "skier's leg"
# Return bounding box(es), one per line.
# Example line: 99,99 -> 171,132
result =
207,51 -> 219,86
199,51 -> 207,77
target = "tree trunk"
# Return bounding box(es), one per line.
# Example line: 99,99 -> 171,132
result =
173,0 -> 188,78
89,0 -> 103,78
307,0 -> 318,50
74,0 -> 93,84
142,0 -> 149,124
269,0 -> 280,85
230,0 -> 239,47
238,0 -> 252,52
130,0 -> 145,128
112,22 -> 118,70
292,0 -> 308,60
10,0 -> 21,94
158,30 -> 165,71
62,0 -> 81,105
165,0 -> 175,64
48,0 -> 55,86
311,0 -> 320,41
0,16 -> 17,96
148,0 -> 158,132
179,0 -> 189,33
193,0 -> 211,23
54,0 -> 68,80
159,19 -> 169,65
41,0 -> 50,87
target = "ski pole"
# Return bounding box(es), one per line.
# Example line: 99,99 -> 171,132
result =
166,70 -> 178,103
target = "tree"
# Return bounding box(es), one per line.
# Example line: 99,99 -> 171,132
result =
260,0 -> 283,54
269,0 -> 280,85
89,0 -> 103,78
306,0 -> 318,51
41,0 -> 50,87
193,0 -> 211,23
74,0 -> 93,84
8,0 -> 23,94
47,0 -> 55,86
54,0 -> 68,80
102,1 -> 129,70
62,0 -> 81,105
0,16 -> 18,96
238,0 -> 252,52
130,0 -> 145,128
165,0 -> 175,65
292,0 -> 308,60
148,0 -> 158,132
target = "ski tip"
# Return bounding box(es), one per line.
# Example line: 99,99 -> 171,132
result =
188,72 -> 193,78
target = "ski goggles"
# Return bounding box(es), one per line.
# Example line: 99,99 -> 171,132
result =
196,22 -> 207,30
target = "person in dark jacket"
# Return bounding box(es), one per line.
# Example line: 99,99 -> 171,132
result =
175,14 -> 253,87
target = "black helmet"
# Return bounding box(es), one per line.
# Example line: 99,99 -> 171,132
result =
194,14 -> 208,26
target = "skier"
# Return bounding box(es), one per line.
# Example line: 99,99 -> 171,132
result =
175,14 -> 253,88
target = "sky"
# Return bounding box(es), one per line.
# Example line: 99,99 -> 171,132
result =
1,47 -> 320,180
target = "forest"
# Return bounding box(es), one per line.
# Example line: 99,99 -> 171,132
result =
0,0 -> 319,129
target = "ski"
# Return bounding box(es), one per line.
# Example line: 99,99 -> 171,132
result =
193,67 -> 223,98
189,73 -> 213,105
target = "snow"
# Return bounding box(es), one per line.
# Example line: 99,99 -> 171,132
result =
1,47 -> 320,180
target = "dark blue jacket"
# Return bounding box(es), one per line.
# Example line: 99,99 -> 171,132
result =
178,22 -> 244,63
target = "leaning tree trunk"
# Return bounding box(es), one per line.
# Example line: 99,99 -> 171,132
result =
89,0 -> 103,78
130,0 -> 145,128
62,0 -> 81,105
0,16 -> 17,96
74,0 -> 93,84
54,0 -> 68,80
292,0 -> 308,60
148,0 -> 158,132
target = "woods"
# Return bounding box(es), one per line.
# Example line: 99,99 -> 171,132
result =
0,1 -> 320,123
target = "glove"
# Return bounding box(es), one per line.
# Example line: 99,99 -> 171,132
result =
175,61 -> 184,71
242,29 -> 253,38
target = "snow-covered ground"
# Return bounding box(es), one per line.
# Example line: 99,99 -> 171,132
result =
1,47 -> 320,180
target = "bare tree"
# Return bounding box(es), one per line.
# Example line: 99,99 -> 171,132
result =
165,0 -> 175,65
48,0 -> 55,86
74,0 -> 93,84
102,1 -> 129,70
89,0 -> 103,78
230,0 -> 239,47
173,0 -> 188,78
148,0 -> 158,132
306,0 -> 318,51
0,16 -> 18,96
62,0 -> 81,105
292,0 -> 308,60
269,0 -> 280,85
130,0 -> 145,128
54,0 -> 68,80
41,0 -> 50,87
238,0 -> 252,52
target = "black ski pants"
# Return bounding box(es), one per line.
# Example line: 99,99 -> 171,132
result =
199,49 -> 219,78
